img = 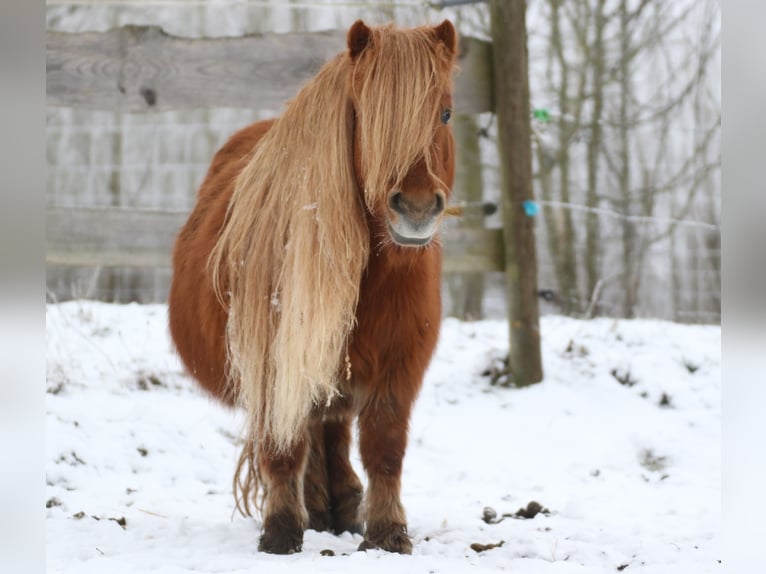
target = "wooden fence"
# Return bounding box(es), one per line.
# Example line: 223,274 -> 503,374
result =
47,25 -> 494,114
46,25 -> 503,275
46,206 -> 504,273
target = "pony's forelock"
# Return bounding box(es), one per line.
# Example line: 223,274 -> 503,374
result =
352,24 -> 456,211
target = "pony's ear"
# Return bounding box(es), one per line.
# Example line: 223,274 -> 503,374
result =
348,20 -> 372,59
433,19 -> 457,56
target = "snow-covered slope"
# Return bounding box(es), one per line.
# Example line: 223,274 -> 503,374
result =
46,302 -> 720,573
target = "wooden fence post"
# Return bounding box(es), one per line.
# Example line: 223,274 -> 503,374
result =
448,113 -> 485,320
489,0 -> 543,385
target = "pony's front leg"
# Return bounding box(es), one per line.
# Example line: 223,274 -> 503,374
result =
257,433 -> 309,554
357,392 -> 414,554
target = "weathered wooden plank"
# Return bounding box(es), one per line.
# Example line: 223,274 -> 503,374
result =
442,226 -> 504,273
448,113 -> 488,318
46,26 -> 493,114
455,36 -> 494,116
46,207 -> 504,272
46,206 -> 186,268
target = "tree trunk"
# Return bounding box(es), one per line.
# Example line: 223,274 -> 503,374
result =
549,0 -> 580,314
618,0 -> 636,318
585,0 -> 606,314
670,221 -> 681,322
489,0 -> 543,385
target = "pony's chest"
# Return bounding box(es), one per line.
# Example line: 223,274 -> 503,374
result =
348,259 -> 441,383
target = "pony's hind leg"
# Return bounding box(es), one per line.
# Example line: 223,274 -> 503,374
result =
357,392 -> 414,554
303,419 -> 332,532
257,434 -> 309,554
303,411 -> 363,535
324,415 -> 363,534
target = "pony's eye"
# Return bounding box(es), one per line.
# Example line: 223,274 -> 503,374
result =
441,108 -> 452,124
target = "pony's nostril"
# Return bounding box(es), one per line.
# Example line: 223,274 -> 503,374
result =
389,191 -> 406,214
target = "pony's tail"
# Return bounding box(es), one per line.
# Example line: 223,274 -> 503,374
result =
233,437 -> 262,518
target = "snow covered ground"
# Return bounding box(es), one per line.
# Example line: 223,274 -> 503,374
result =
46,301 -> 720,573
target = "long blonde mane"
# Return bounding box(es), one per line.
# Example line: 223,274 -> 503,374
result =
209,24 -> 455,453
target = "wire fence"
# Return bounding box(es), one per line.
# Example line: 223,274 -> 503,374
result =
46,106 -> 720,324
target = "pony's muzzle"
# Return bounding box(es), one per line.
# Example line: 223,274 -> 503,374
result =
387,190 -> 445,246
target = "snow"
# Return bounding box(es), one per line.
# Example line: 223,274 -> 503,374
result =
46,302 -> 721,573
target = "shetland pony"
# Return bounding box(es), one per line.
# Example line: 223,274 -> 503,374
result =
168,20 -> 457,555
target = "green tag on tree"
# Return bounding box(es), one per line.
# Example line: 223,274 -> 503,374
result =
533,108 -> 551,122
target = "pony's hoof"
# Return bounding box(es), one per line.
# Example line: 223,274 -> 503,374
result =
258,513 -> 304,554
331,484 -> 363,535
307,510 -> 333,533
358,524 -> 412,554
331,503 -> 363,535
308,512 -> 332,532
258,531 -> 303,555
333,520 -> 363,536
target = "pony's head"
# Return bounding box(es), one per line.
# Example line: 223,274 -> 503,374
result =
346,20 -> 458,248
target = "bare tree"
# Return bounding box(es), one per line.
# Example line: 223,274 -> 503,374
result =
533,0 -> 588,314
527,0 -> 720,320
584,0 -> 607,313
598,0 -> 721,318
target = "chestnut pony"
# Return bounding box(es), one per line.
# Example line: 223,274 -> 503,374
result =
168,20 -> 457,554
